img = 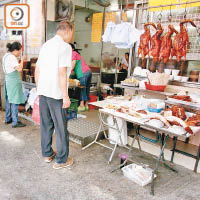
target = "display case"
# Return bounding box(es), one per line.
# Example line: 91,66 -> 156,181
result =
134,1 -> 200,85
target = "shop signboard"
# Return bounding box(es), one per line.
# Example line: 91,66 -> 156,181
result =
104,12 -> 116,30
91,11 -> 128,42
91,13 -> 103,43
149,0 -> 200,12
91,12 -> 117,43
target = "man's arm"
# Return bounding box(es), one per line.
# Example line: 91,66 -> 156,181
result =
35,64 -> 40,87
59,67 -> 70,108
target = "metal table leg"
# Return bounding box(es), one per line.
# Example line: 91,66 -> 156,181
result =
159,133 -> 165,162
129,125 -> 141,151
185,137 -> 189,144
83,111 -> 129,164
171,137 -> 177,163
194,144 -> 200,173
151,135 -> 169,196
82,121 -> 103,150
108,142 -> 118,164
136,126 -> 142,151
170,136 -> 200,173
111,125 -> 142,173
159,134 -> 178,172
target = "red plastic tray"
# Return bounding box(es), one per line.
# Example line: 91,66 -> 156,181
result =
145,82 -> 166,92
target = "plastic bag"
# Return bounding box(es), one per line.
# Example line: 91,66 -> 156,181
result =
107,115 -> 127,146
28,88 -> 37,108
32,96 -> 40,125
122,163 -> 156,187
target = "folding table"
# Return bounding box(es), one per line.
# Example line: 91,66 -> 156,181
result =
83,108 -> 193,195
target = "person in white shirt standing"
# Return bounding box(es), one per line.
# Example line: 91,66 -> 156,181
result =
35,21 -> 73,169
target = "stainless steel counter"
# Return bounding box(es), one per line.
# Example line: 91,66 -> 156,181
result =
132,74 -> 200,89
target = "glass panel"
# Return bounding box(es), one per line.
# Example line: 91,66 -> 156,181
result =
134,2 -> 200,82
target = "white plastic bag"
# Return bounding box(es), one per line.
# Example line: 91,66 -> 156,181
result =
107,115 -> 127,146
28,88 -> 37,108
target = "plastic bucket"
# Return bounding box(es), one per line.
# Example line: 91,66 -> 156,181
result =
88,95 -> 98,109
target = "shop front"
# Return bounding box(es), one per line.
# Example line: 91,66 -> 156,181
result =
0,0 -> 200,195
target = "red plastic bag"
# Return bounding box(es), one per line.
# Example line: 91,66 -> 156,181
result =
32,96 -> 40,125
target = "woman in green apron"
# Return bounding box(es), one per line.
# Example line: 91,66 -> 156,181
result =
2,42 -> 26,128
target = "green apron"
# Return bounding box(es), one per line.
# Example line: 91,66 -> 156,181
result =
74,59 -> 84,79
3,54 -> 25,104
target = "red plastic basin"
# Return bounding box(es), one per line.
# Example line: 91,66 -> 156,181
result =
145,82 -> 166,92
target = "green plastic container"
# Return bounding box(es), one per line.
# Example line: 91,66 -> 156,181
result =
68,98 -> 79,112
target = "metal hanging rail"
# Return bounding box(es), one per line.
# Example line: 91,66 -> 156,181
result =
145,0 -> 200,10
107,0 -> 200,12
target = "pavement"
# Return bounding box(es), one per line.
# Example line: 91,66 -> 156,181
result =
0,110 -> 200,200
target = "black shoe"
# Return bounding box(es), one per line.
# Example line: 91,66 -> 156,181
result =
12,122 -> 26,128
5,120 -> 12,124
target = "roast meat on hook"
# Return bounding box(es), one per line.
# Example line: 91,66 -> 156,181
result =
171,19 -> 196,62
138,22 -> 157,61
159,25 -> 178,63
150,23 -> 164,63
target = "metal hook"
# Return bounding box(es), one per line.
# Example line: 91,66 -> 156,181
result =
184,11 -> 187,19
168,2 -> 172,22
196,27 -> 200,44
157,13 -> 162,22
168,15 -> 172,22
145,0 -> 150,23
147,11 -> 150,22
184,0 -> 188,19
197,27 -> 200,35
157,2 -> 164,23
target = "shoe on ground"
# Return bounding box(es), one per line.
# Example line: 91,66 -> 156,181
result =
78,106 -> 85,112
53,157 -> 74,169
12,121 -> 26,128
44,152 -> 56,163
5,119 -> 12,124
85,106 -> 89,111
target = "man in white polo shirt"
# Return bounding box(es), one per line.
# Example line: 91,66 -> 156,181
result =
35,21 -> 73,169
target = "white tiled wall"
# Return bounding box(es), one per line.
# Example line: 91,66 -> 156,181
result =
74,8 -> 102,66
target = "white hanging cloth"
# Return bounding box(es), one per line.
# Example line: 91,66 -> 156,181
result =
102,22 -> 116,42
102,22 -> 143,49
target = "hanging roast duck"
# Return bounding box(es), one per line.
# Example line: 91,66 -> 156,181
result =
138,22 -> 157,61
159,25 -> 178,63
150,23 -> 164,63
171,19 -> 196,62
